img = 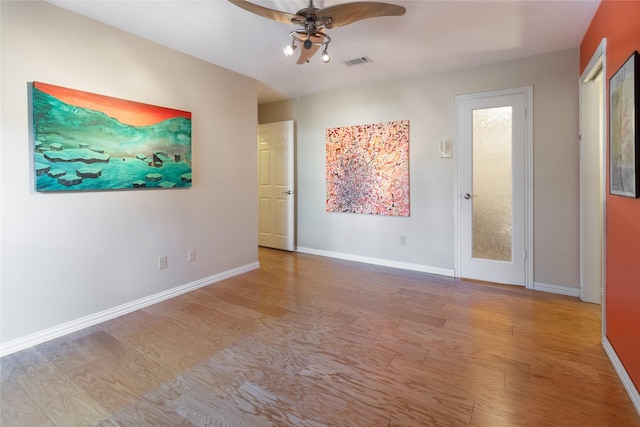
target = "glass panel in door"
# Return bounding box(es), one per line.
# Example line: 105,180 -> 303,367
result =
471,106 -> 513,262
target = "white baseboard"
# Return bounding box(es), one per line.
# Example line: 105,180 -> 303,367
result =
532,281 -> 580,297
603,336 -> 640,416
295,250 -> 579,297
296,247 -> 454,277
0,262 -> 260,358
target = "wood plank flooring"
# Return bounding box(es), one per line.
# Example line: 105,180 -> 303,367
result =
2,248 -> 639,426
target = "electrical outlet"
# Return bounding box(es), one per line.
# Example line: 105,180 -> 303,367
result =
399,235 -> 407,246
188,249 -> 196,262
158,255 -> 168,269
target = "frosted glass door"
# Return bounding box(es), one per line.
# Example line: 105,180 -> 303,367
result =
456,88 -> 530,286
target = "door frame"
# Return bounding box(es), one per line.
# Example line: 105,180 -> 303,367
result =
579,38 -> 607,311
454,86 -> 534,288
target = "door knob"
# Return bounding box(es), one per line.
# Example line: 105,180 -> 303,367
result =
464,193 -> 472,199
283,190 -> 292,195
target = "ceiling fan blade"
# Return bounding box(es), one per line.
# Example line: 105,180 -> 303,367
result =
228,0 -> 301,25
296,34 -> 323,64
317,2 -> 406,29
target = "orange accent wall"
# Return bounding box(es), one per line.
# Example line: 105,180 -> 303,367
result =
580,0 -> 640,391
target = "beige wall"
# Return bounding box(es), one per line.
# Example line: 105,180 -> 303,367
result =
0,1 -> 258,348
260,49 -> 580,289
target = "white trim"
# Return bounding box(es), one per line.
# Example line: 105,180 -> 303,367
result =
296,247 -> 455,277
603,336 -> 640,416
532,281 -> 580,297
525,87 -> 534,289
582,39 -> 607,83
454,86 -> 534,288
578,38 -> 607,306
0,262 -> 260,358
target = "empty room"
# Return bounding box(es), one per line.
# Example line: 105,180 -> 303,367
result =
1,0 -> 639,425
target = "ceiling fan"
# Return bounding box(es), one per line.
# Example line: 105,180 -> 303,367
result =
228,0 -> 406,64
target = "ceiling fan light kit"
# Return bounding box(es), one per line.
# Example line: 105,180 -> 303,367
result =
321,49 -> 331,63
228,0 -> 405,64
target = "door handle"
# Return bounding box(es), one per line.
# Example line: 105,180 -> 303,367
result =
464,193 -> 474,199
283,190 -> 292,195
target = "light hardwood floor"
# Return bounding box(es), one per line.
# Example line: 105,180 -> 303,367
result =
2,248 -> 639,426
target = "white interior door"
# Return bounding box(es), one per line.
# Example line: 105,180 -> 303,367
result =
579,42 -> 606,304
456,88 -> 532,286
258,120 -> 295,251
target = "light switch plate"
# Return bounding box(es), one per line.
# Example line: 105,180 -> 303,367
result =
439,139 -> 453,158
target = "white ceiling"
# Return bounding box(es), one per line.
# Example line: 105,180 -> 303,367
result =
49,0 -> 600,104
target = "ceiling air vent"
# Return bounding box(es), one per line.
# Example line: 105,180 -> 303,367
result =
344,56 -> 373,66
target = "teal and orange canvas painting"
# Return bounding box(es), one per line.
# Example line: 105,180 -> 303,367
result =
32,82 -> 192,191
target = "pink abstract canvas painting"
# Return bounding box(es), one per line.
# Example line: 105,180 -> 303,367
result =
326,120 -> 410,216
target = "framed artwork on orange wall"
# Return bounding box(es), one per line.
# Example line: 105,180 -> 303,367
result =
609,51 -> 639,198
